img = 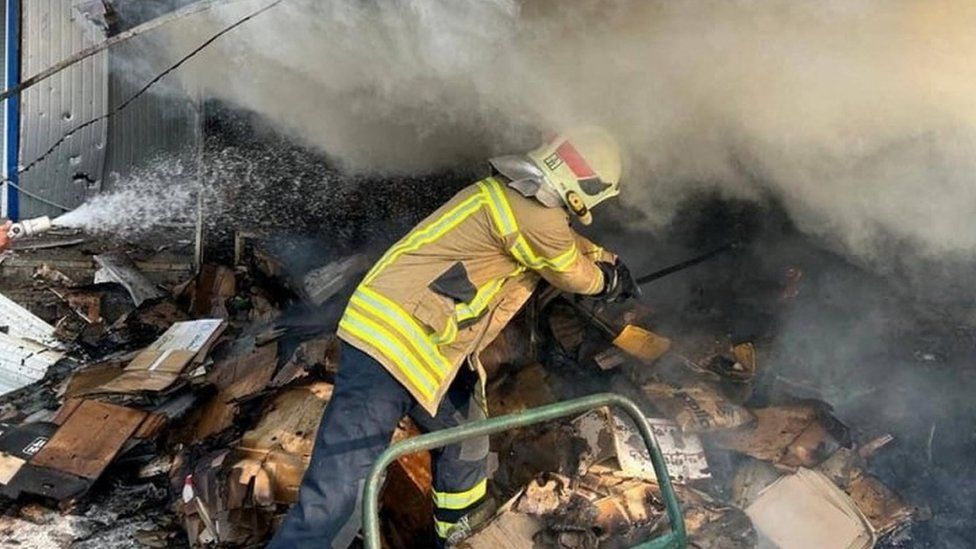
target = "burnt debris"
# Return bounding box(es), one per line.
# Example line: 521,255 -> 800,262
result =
0,200 -> 970,548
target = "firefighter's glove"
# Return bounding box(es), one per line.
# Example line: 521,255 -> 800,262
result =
596,258 -> 642,302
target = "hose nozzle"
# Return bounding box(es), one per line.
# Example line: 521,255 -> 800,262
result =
7,216 -> 53,239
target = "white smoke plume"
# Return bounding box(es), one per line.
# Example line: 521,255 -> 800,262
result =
162,0 -> 976,264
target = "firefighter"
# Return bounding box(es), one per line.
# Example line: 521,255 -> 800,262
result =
0,221 -> 11,253
269,127 -> 639,548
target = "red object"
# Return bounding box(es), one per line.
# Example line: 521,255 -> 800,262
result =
183,474 -> 195,502
555,140 -> 596,179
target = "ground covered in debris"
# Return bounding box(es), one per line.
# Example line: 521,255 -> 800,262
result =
0,161 -> 974,548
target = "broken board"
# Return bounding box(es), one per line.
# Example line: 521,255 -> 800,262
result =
191,341 -> 279,439
0,422 -> 58,486
31,400 -> 147,479
233,383 -> 333,503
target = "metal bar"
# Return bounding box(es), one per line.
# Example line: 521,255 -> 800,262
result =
561,296 -> 618,340
193,190 -> 204,272
362,392 -> 686,549
635,241 -> 738,286
4,0 -> 20,219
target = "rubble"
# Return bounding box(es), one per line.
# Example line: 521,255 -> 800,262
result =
0,291 -> 61,347
33,400 -> 147,480
187,338 -> 279,440
0,229 -> 932,549
463,467 -> 755,549
0,332 -> 64,396
270,335 -> 338,388
0,291 -> 65,395
572,407 -> 711,484
744,467 -> 875,549
230,381 -> 332,505
300,253 -> 371,306
93,319 -> 226,394
639,379 -> 754,433
711,404 -> 851,469
185,264 -> 236,319
92,253 -> 167,307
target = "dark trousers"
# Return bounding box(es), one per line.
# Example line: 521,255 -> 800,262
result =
268,343 -> 488,549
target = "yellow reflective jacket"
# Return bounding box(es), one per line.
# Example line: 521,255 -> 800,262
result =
337,176 -> 613,415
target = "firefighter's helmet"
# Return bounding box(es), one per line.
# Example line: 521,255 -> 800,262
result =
525,126 -> 622,225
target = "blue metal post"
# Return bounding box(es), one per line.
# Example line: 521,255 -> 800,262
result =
4,0 -> 19,220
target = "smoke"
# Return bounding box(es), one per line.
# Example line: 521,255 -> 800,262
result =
155,0 -> 976,266
140,4 -> 976,543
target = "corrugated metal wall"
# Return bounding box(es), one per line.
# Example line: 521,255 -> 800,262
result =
103,35 -> 202,188
14,2 -> 202,217
18,0 -> 108,218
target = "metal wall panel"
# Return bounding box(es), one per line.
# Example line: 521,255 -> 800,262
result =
103,34 -> 202,189
18,0 -> 108,218
0,331 -> 62,395
0,290 -> 57,347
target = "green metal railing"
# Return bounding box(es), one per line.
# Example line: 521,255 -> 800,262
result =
362,392 -> 687,549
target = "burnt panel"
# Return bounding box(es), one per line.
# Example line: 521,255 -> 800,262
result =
31,399 -> 147,479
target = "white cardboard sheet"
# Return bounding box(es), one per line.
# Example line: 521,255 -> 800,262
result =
573,408 -> 711,483
746,467 -> 876,549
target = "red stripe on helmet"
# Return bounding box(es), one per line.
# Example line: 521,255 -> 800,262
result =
555,140 -> 596,179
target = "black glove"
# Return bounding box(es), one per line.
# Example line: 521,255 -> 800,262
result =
595,258 -> 642,302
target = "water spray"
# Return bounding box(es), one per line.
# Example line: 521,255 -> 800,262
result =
6,216 -> 54,239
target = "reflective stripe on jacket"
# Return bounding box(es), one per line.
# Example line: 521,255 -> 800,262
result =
337,176 -> 612,415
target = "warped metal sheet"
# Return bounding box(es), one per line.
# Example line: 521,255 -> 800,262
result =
0,332 -> 63,395
94,252 -> 166,305
0,291 -> 57,346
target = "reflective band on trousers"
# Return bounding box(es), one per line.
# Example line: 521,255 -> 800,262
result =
432,478 -> 487,511
435,518 -> 455,538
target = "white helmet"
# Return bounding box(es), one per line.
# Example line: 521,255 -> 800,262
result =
501,126 -> 622,225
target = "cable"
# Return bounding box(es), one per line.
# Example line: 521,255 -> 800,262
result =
19,0 -> 285,180
0,0 -> 256,103
3,0 -> 284,213
4,180 -> 73,211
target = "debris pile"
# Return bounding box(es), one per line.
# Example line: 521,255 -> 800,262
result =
0,231 -> 928,548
